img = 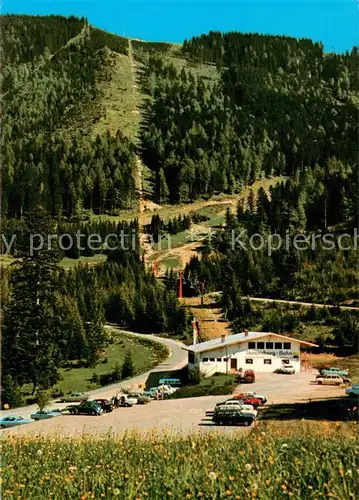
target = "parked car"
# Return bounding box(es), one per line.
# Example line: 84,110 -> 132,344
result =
157,385 -> 178,395
128,393 -> 151,404
215,400 -> 258,417
91,399 -> 113,413
239,391 -> 267,404
322,367 -> 349,377
50,408 -> 65,414
60,392 -> 89,403
316,373 -> 351,384
212,408 -> 254,427
143,388 -> 158,398
277,365 -> 295,374
143,386 -> 174,399
315,374 -> 343,386
69,401 -> 103,415
216,399 -> 254,410
118,395 -> 137,407
30,410 -> 62,421
345,384 -> 359,397
235,369 -> 255,383
232,394 -> 262,407
0,415 -> 32,428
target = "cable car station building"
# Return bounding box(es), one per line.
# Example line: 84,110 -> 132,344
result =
183,330 -> 317,376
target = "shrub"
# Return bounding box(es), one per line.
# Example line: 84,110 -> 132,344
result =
91,373 -> 100,385
35,390 -> 51,412
1,374 -> 23,409
112,362 -> 122,382
188,367 -> 202,385
170,382 -> 234,399
50,387 -> 64,398
121,350 -> 135,379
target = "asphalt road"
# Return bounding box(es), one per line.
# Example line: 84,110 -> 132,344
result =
242,296 -> 359,311
1,329 -> 188,420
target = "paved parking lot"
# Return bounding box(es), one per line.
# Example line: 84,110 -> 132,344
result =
234,369 -> 345,404
3,370 -> 346,437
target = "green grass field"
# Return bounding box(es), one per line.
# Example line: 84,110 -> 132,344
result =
58,333 -> 168,394
61,254 -> 108,270
1,254 -> 108,271
22,332 -> 168,397
159,255 -> 182,269
91,51 -> 139,141
3,425 -> 357,499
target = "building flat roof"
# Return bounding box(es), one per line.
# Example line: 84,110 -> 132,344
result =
183,331 -> 318,354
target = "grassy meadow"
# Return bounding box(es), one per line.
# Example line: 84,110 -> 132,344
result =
2,423 -> 357,499
58,333 -> 168,394
21,332 -> 169,399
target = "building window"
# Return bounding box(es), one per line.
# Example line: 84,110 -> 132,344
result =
209,358 -> 215,362
203,357 -> 209,362
223,357 -> 228,362
188,352 -> 195,364
266,342 -> 273,349
283,342 -> 291,350
282,359 -> 290,365
248,342 -> 256,349
217,358 -> 222,362
257,342 -> 265,349
245,359 -> 253,364
264,359 -> 272,365
275,342 -> 282,350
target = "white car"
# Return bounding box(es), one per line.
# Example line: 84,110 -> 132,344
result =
278,365 -> 295,374
144,386 -> 176,398
215,400 -> 257,417
118,394 -> 137,407
316,374 -> 343,386
61,392 -> 89,402
158,385 -> 177,395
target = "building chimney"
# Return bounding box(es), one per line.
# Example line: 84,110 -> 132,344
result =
221,334 -> 227,343
244,329 -> 249,337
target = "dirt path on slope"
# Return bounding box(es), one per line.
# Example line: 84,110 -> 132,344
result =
128,39 -> 148,260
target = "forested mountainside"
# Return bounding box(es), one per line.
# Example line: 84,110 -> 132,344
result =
1,15 -> 134,218
1,15 -> 358,402
1,17 -> 358,217
141,32 -> 357,203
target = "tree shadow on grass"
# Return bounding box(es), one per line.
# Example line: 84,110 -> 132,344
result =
260,396 -> 358,422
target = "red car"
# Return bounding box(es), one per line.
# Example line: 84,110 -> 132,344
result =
232,394 -> 262,407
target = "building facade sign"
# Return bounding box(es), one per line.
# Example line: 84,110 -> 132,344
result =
245,349 -> 299,358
